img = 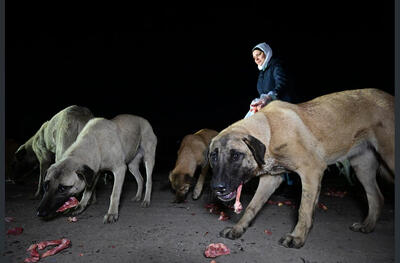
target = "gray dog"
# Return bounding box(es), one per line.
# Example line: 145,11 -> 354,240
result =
37,114 -> 157,223
209,89 -> 394,248
14,105 -> 94,198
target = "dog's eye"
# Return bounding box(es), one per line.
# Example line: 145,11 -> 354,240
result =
210,152 -> 218,163
231,151 -> 242,162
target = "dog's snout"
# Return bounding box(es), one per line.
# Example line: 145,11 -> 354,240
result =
213,184 -> 227,195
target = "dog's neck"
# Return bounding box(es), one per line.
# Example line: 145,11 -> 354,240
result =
63,135 -> 101,172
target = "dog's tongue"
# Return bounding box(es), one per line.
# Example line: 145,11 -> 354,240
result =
233,183 -> 243,214
56,197 -> 79,213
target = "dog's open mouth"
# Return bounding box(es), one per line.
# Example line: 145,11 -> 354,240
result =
217,190 -> 237,202
217,183 -> 244,214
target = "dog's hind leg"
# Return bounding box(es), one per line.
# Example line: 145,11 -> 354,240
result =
141,142 -> 156,208
104,165 -> 127,223
128,149 -> 144,202
349,147 -> 383,233
193,164 -> 209,200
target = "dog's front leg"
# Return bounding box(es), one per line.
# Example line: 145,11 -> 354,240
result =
193,164 -> 209,200
279,166 -> 324,249
220,175 -> 283,239
32,158 -> 52,199
72,175 -> 100,215
104,165 -> 127,223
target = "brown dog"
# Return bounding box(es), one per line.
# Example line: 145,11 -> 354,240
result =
208,88 -> 394,248
169,128 -> 218,202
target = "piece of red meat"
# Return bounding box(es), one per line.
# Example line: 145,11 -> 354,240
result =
24,238 -> 71,262
5,216 -> 15,222
6,227 -> 23,235
24,244 -> 40,262
27,244 -> 40,258
37,239 -> 63,250
218,211 -> 229,221
24,257 -> 40,263
67,216 -> 78,222
204,243 -> 231,258
41,238 -> 71,258
56,197 -> 79,212
205,203 -> 221,214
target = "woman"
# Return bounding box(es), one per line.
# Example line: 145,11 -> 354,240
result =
245,42 -> 292,118
245,42 -> 295,187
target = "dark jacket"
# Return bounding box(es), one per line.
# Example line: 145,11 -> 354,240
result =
256,57 -> 292,102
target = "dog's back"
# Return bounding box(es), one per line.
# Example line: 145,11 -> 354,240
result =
43,105 -> 94,160
262,88 -> 394,170
111,114 -> 157,161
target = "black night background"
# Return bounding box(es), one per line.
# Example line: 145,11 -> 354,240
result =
5,2 -> 394,170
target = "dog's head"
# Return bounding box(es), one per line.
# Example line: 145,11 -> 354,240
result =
36,158 -> 95,219
208,132 -> 266,202
169,171 -> 194,203
12,144 -> 40,183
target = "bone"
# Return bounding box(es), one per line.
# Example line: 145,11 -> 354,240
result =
56,197 -> 79,212
24,238 -> 71,262
41,238 -> 71,258
233,183 -> 243,214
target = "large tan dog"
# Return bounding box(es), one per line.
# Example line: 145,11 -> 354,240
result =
169,128 -> 219,202
208,88 -> 394,248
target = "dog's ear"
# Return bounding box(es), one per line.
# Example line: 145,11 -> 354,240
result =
243,135 -> 266,167
76,165 -> 95,188
15,146 -> 26,161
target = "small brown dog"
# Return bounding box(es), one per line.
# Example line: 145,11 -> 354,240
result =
169,128 -> 218,202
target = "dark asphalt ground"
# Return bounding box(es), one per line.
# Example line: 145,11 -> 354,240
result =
3,168 -> 395,263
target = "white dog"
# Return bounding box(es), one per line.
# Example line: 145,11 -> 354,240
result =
37,114 -> 157,223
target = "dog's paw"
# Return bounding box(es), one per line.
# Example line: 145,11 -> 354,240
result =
103,213 -> 119,223
278,233 -> 304,249
349,222 -> 375,233
192,189 -> 201,200
131,195 -> 141,202
71,204 -> 86,216
219,226 -> 244,240
141,200 -> 150,208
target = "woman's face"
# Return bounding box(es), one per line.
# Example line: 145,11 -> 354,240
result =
252,49 -> 266,66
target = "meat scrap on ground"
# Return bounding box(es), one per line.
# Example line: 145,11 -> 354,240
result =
6,227 -> 23,235
24,238 -> 71,262
218,211 -> 230,221
67,216 -> 78,222
204,243 -> 231,258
